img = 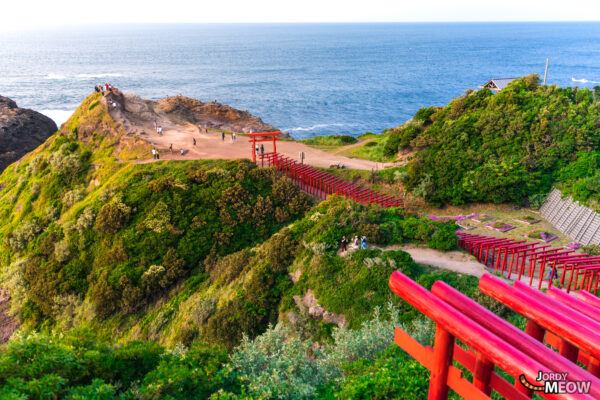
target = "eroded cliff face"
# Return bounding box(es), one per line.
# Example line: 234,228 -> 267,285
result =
0,289 -> 19,344
104,90 -> 277,134
0,96 -> 57,172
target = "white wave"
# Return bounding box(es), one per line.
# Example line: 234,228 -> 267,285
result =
76,73 -> 124,79
572,77 -> 600,84
40,109 -> 75,126
45,73 -> 67,80
283,123 -> 358,132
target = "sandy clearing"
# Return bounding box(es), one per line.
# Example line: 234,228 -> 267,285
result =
132,121 -> 397,170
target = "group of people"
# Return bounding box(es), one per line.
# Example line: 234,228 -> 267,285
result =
94,83 -> 114,96
254,144 -> 265,157
169,144 -> 186,156
151,148 -> 160,160
340,235 -> 368,252
153,120 -> 163,135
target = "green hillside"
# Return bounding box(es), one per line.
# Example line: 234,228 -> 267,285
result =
0,93 -> 478,399
392,75 -> 600,208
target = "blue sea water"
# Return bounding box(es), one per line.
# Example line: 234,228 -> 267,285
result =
1,22 -> 599,138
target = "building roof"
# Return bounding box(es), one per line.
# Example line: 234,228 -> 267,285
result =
478,78 -> 519,91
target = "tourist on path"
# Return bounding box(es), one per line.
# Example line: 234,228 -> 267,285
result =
255,147 -> 259,158
158,126 -> 163,136
151,148 -> 156,160
169,144 -> 173,154
156,151 -> 160,160
193,138 -> 196,146
340,236 -> 348,252
180,149 -> 184,156
221,131 -> 225,141
361,236 -> 368,249
232,132 -> 236,142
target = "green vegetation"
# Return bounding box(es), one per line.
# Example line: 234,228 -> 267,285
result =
393,75 -> 600,208
301,135 -> 358,147
0,90 -> 529,399
347,134 -> 391,162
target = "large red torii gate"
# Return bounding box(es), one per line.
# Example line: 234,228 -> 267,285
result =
247,131 -> 281,163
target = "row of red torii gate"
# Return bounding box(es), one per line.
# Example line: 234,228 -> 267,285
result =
250,132 -> 600,399
247,131 -> 408,209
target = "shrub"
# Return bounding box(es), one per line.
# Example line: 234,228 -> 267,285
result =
528,193 -> 548,209
54,240 -> 72,263
90,270 -> 119,319
159,248 -> 186,288
427,225 -> 458,252
210,249 -> 251,285
228,324 -> 335,399
5,220 -> 41,251
191,297 -> 218,325
140,201 -> 171,233
75,207 -> 95,233
141,265 -> 166,295
94,198 -> 131,234
62,189 -> 84,209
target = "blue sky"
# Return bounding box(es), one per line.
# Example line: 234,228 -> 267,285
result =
3,0 -> 599,30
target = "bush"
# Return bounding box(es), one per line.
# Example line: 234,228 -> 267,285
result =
94,199 -> 131,234
5,220 -> 41,251
54,240 -> 72,263
427,224 -> 458,252
62,188 -> 84,209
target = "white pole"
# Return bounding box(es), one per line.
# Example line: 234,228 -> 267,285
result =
543,58 -> 549,85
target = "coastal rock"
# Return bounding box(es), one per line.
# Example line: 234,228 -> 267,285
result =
293,289 -> 347,328
0,289 -> 19,344
0,96 -> 57,172
105,91 -> 277,135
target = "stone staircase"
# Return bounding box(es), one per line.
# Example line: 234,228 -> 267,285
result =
540,189 -> 600,245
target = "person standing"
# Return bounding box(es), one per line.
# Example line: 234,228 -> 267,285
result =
221,131 -> 225,142
232,132 -> 236,142
255,146 -> 259,158
169,144 -> 173,154
151,148 -> 156,160
260,144 -> 264,155
193,138 -> 196,146
158,126 -> 163,136
341,236 -> 348,252
156,150 -> 160,160
180,149 -> 184,156
361,236 -> 368,249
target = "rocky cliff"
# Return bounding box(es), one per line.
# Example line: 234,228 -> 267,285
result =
0,96 -> 57,172
104,90 -> 277,134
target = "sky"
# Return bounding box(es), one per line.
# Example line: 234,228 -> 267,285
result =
2,0 -> 600,31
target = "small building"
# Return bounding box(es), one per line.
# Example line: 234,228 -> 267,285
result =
478,78 -> 519,93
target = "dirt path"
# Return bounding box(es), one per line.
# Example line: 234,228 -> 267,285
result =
130,119 -> 394,170
377,244 -> 556,290
383,244 -> 491,277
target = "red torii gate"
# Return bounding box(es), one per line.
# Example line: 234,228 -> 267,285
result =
389,271 -> 599,399
247,131 -> 281,163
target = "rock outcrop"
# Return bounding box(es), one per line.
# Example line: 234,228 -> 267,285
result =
0,96 -> 57,172
0,289 -> 19,344
104,90 -> 277,134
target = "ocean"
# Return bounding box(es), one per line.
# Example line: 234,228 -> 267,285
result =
1,23 -> 599,139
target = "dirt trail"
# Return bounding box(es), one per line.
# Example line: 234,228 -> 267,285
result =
377,244 -> 555,289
